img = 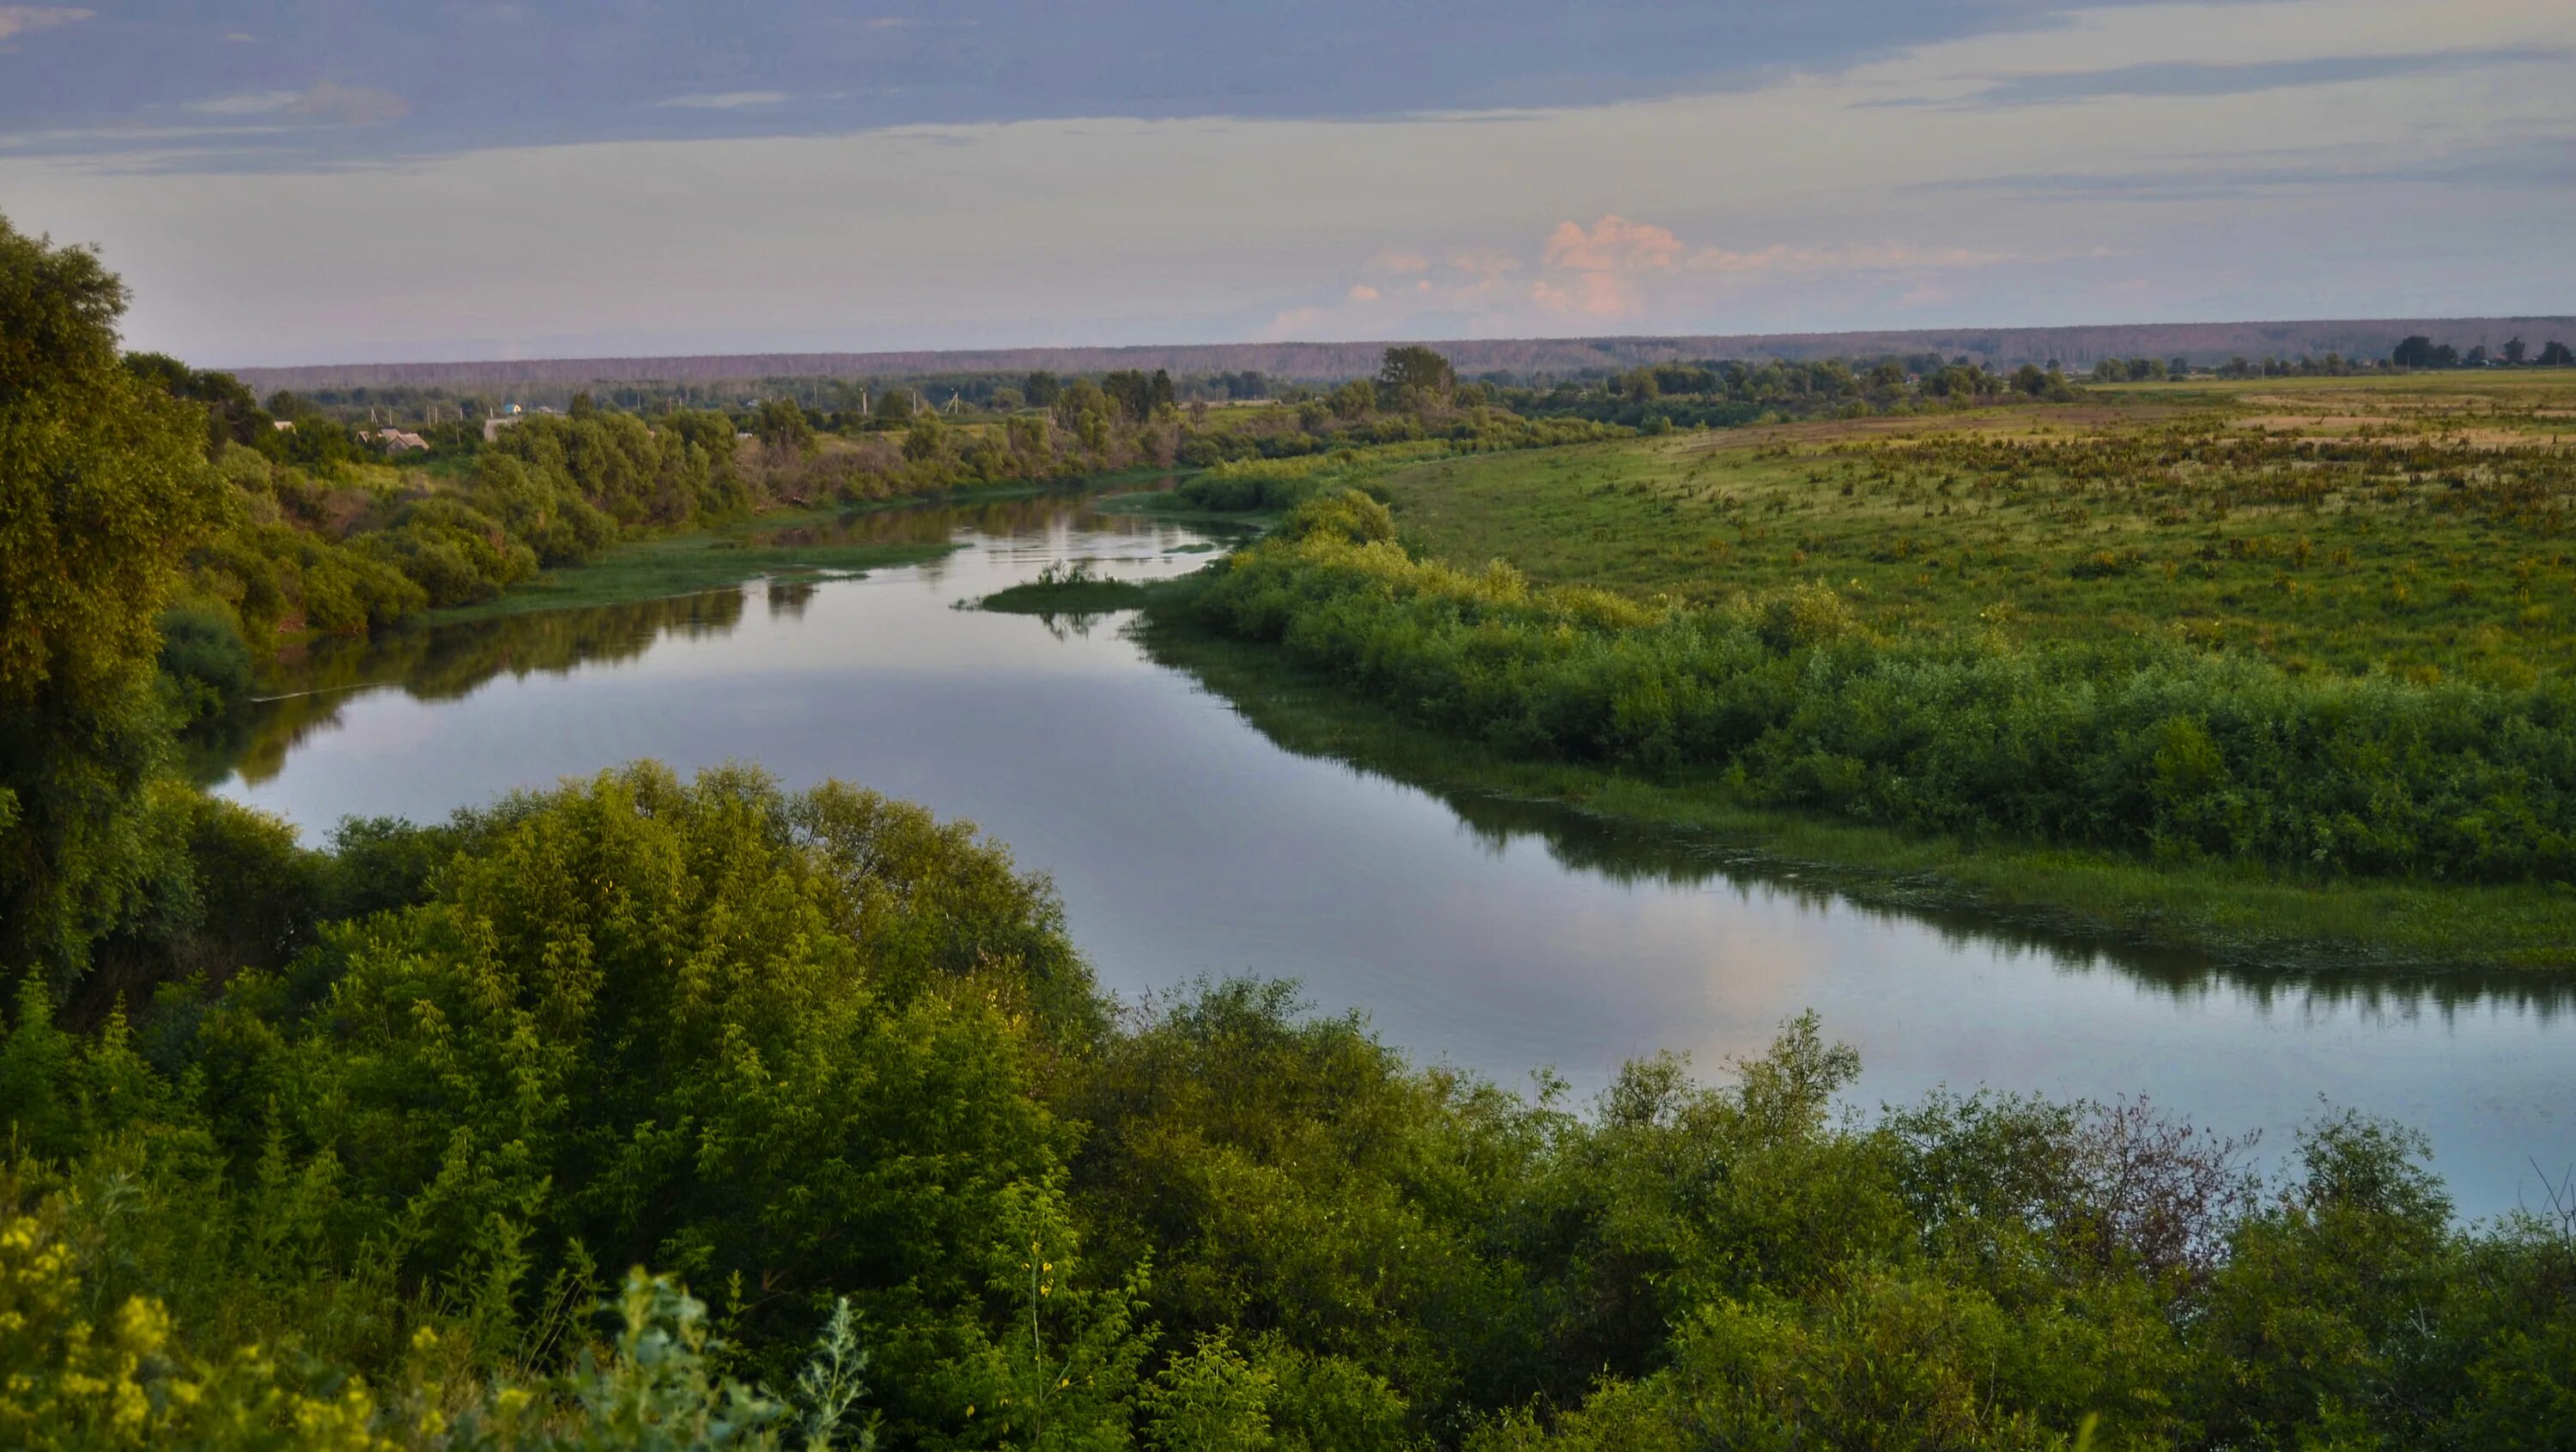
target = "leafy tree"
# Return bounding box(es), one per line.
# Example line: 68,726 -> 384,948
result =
124,352 -> 268,453
0,213 -> 225,980
1377,347 -> 1458,410
752,397 -> 817,455
1102,370 -> 1159,422
2539,340 -> 2574,367
902,408 -> 948,464
2502,336 -> 2528,365
1326,380 -> 1377,420
2391,335 -> 2436,368
1053,378 -> 1112,434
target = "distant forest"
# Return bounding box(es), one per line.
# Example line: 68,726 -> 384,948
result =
234,314 -> 2576,395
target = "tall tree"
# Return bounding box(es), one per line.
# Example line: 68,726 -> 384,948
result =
1376,345 -> 1457,410
0,215 -> 225,979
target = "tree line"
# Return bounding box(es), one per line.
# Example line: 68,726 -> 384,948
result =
2391,335 -> 2574,369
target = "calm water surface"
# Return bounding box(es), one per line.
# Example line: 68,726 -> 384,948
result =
213,489 -> 2575,1219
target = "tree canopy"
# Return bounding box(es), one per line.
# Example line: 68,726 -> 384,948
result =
0,213 -> 225,976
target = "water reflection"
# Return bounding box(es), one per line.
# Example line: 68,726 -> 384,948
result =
1177,682 -> 2576,1018
208,591 -> 754,788
199,483 -> 2575,1218
199,495 -> 2575,1018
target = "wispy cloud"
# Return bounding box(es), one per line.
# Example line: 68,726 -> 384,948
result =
658,91 -> 788,110
1878,46 -> 2563,110
290,82 -> 407,125
188,82 -> 407,125
190,90 -> 303,117
0,5 -> 89,44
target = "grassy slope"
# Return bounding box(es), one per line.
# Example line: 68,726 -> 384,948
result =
1157,373 -> 2576,971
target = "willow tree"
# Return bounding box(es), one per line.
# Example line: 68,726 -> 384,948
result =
0,214 -> 223,979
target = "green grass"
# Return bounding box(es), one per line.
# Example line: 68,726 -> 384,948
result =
1379,375 -> 2576,685
1140,616 -> 2576,977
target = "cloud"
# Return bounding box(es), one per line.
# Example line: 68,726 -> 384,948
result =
1543,214 -> 1684,274
0,5 -> 88,44
659,92 -> 789,110
1530,215 -> 1691,315
289,82 -> 408,125
1685,241 -> 2017,276
8,0 -> 2573,361
1346,283 -> 1379,301
190,91 -> 303,118
1923,47 -> 2562,109
1371,249 -> 1430,274
189,84 -> 409,125
1268,304 -> 1332,336
1522,216 -> 2029,319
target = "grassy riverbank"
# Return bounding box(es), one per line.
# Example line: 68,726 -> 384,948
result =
1142,617 -> 2576,974
1139,374 -> 2576,973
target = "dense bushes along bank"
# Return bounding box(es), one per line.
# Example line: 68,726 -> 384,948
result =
7,763 -> 2574,1449
1179,491 -> 2576,888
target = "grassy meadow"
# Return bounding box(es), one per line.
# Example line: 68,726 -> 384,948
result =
1376,373 -> 2576,684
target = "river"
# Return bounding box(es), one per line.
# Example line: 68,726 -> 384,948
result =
210,486 -> 2576,1220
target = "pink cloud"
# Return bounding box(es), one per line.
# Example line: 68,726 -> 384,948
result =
1347,283 -> 1380,301
1542,215 -> 1686,275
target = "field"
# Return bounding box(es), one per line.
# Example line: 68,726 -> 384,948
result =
1377,373 -> 2576,684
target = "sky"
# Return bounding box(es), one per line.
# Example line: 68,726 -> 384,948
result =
0,0 -> 2569,367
